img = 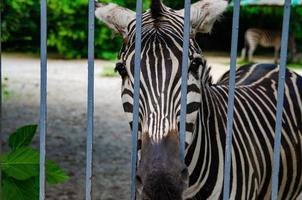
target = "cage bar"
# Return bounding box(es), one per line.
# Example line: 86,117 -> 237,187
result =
271,0 -> 292,199
223,0 -> 241,199
130,0 -> 143,199
86,0 -> 95,199
39,0 -> 47,199
179,0 -> 191,160
0,2 -> 2,197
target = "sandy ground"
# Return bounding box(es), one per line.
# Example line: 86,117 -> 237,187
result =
2,54 -> 130,200
2,53 -> 302,200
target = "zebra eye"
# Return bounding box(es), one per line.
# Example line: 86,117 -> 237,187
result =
189,58 -> 202,74
115,63 -> 128,78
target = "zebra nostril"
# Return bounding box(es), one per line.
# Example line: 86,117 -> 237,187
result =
136,174 -> 144,194
136,174 -> 143,185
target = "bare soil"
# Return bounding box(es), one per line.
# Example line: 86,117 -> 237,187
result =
2,53 -> 301,200
2,54 -> 130,200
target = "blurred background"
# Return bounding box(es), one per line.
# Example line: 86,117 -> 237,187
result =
1,0 -> 302,199
2,0 -> 302,60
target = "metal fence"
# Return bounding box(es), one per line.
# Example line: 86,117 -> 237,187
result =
0,0 -> 293,199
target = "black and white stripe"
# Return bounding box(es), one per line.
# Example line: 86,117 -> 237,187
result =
184,63 -> 302,199
108,3 -> 302,200
119,7 -> 202,144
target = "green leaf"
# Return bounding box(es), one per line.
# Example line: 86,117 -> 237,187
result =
2,147 -> 39,180
9,125 -> 38,150
0,153 -> 9,163
2,177 -> 38,200
14,178 -> 39,200
46,159 -> 69,184
2,177 -> 23,200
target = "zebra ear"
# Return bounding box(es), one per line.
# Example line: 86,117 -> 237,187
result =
177,0 -> 228,34
95,2 -> 135,37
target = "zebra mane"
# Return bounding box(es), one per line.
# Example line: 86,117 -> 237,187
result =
193,54 -> 213,85
200,58 -> 213,85
151,0 -> 163,19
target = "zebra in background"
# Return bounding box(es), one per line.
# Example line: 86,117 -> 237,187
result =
241,28 -> 297,64
95,0 -> 302,199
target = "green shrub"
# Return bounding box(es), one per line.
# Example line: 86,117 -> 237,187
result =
0,125 -> 69,200
1,0 -> 151,59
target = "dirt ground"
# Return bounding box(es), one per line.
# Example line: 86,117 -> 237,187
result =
2,53 -> 302,200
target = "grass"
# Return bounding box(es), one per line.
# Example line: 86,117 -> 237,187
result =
2,77 -> 11,100
236,59 -> 250,66
225,59 -> 302,69
288,63 -> 302,69
101,64 -> 118,77
224,59 -> 250,66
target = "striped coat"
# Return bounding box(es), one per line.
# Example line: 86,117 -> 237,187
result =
95,0 -> 302,199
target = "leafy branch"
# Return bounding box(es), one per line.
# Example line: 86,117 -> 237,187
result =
0,125 -> 69,200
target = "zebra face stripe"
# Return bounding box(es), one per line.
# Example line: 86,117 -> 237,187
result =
96,0 -> 227,198
96,0 -> 227,143
116,9 -> 206,144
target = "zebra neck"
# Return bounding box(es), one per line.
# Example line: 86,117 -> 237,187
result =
184,80 -> 225,198
199,58 -> 213,85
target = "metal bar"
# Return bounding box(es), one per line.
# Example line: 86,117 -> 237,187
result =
86,0 -> 95,199
130,0 -> 143,199
39,0 -> 47,199
271,0 -> 291,199
179,0 -> 191,160
223,0 -> 240,199
0,1 -> 2,197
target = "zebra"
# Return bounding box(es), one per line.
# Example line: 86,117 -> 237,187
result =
95,0 -> 302,199
241,28 -> 297,64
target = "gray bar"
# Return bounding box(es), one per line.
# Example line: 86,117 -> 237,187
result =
86,0 -> 95,199
223,0 -> 240,199
0,2 -> 2,197
271,0 -> 291,199
130,0 -> 143,199
39,0 -> 47,199
179,0 -> 191,160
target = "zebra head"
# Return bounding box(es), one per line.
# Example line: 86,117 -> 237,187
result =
96,0 -> 227,198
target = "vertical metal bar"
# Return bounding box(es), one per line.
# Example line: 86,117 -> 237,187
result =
223,0 -> 240,199
179,0 -> 191,160
271,0 -> 291,199
130,0 -> 143,199
0,1 -> 2,197
39,0 -> 47,199
86,0 -> 95,199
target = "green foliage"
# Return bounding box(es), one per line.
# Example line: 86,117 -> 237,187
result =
1,147 -> 40,180
9,125 -> 37,150
1,0 -> 194,59
46,159 -> 70,184
0,125 -> 69,200
1,0 -> 40,52
1,0 -> 151,59
2,176 -> 39,200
